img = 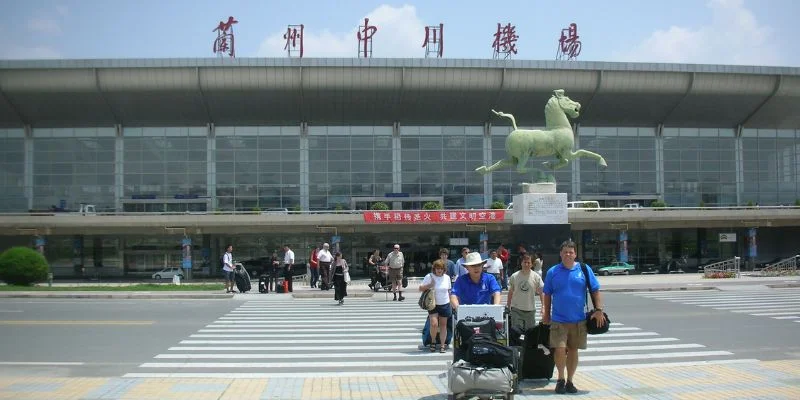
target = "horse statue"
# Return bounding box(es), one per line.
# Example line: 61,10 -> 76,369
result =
476,89 -> 607,182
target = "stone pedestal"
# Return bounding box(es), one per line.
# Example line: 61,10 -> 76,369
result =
510,182 -> 572,276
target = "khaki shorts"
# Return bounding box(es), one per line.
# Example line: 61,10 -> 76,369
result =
550,321 -> 587,350
388,268 -> 403,284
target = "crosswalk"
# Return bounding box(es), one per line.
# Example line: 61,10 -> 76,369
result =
634,288 -> 800,324
124,297 -> 748,378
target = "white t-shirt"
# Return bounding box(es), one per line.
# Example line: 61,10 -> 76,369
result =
223,252 -> 233,272
421,273 -> 452,305
317,249 -> 333,263
486,258 -> 503,274
284,249 -> 295,265
508,270 -> 544,311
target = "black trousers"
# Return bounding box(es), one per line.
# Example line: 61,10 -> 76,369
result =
266,269 -> 278,292
334,275 -> 347,301
283,265 -> 293,292
319,261 -> 331,289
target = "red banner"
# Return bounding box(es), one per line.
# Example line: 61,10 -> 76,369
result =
362,210 -> 506,224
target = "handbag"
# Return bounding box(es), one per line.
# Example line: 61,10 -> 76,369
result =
448,360 -> 514,394
344,271 -> 351,284
419,276 -> 436,311
401,275 -> 408,288
579,263 -> 610,335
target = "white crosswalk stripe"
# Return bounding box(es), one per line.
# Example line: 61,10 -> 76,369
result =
124,298 -> 743,378
634,288 -> 800,323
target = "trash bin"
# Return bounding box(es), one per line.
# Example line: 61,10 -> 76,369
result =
172,274 -> 181,285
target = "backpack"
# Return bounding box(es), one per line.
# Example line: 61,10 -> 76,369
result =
465,334 -> 515,369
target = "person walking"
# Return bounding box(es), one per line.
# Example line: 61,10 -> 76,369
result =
419,259 -> 452,352
440,247 -> 464,284
222,244 -> 235,293
282,244 -> 295,293
367,249 -> 382,290
498,244 -> 510,289
533,252 -> 544,276
317,243 -> 334,290
450,252 -> 502,308
486,250 -> 503,287
332,252 -> 349,305
266,251 -> 280,292
385,244 -> 405,301
309,244 -> 320,288
507,253 -> 544,331
542,240 -> 606,395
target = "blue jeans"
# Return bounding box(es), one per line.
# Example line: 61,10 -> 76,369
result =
310,267 -> 319,287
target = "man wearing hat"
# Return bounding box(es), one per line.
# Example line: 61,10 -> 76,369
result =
450,252 -> 502,308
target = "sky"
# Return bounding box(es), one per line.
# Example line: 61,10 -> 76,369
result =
2,0 -> 799,67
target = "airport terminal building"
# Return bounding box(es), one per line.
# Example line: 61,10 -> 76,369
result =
0,58 -> 799,278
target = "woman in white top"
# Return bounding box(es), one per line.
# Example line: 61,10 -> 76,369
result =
419,259 -> 452,353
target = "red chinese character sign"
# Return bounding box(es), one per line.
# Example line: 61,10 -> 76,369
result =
284,24 -> 304,58
363,210 -> 506,224
212,16 -> 238,58
556,23 -> 582,61
492,23 -> 518,59
357,18 -> 377,58
422,23 -> 444,58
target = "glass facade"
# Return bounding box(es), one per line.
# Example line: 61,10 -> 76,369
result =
32,128 -> 116,211
0,125 -> 795,212
579,127 -> 657,199
742,129 -> 800,206
663,128 -> 737,206
215,126 -> 301,210
308,126 -> 392,209
400,126 -> 484,209
0,129 -> 25,212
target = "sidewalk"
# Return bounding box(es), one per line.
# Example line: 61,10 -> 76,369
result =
1,273 -> 797,299
2,359 -> 799,399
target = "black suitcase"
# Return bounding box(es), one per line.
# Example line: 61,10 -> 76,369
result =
276,279 -> 286,293
258,275 -> 268,293
234,271 -> 251,293
520,323 -> 554,380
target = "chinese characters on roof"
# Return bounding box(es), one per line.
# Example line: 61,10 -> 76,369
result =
212,17 -> 583,60
212,16 -> 238,58
363,210 -> 506,224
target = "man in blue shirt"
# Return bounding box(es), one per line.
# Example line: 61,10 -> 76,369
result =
441,247 -> 467,283
450,252 -> 502,308
542,240 -> 605,395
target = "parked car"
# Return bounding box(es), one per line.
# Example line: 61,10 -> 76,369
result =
596,261 -> 636,276
623,203 -> 642,209
152,267 -> 184,280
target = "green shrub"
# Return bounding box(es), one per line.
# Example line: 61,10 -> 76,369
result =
0,247 -> 50,286
334,203 -> 349,211
490,201 -> 507,209
746,200 -> 754,207
650,200 -> 667,208
422,201 -> 442,210
370,202 -> 389,211
794,199 -> 799,206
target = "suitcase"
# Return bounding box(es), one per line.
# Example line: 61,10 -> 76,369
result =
258,275 -> 268,293
234,265 -> 252,293
276,279 -> 286,293
520,323 -> 554,380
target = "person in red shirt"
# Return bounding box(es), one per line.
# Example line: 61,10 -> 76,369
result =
497,244 -> 510,289
309,245 -> 320,288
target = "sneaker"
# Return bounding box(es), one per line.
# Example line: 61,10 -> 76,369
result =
555,379 -> 566,394
398,296 -> 406,302
565,381 -> 578,394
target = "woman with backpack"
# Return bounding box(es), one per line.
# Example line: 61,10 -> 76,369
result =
418,259 -> 452,353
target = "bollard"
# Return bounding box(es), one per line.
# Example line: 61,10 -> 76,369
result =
47,272 -> 53,287
172,274 -> 181,285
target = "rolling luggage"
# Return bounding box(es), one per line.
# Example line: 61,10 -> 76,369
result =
276,279 -> 286,293
520,323 -> 554,380
234,265 -> 252,293
258,275 -> 268,293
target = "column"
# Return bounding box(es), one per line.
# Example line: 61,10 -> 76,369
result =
114,124 -> 123,212
656,124 -> 664,201
618,230 -> 628,263
391,122 -> 401,209
207,124 -> 216,211
483,122 -> 492,208
24,125 -> 33,211
299,122 -> 309,211
572,123 -> 580,198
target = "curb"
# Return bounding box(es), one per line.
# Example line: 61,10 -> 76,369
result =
766,283 -> 800,288
292,292 -> 377,299
0,292 -> 233,299
602,286 -> 718,293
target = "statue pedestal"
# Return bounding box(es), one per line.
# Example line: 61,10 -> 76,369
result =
510,182 -> 571,277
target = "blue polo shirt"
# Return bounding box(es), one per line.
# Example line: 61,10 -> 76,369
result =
451,272 -> 501,305
543,262 -> 600,323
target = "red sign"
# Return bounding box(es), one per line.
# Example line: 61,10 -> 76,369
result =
213,16 -> 238,58
557,23 -> 582,61
492,22 -> 518,58
357,18 -> 377,58
422,23 -> 444,58
363,210 -> 506,224
284,24 -> 304,57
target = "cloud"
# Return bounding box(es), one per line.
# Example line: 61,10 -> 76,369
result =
55,5 -> 69,18
0,45 -> 62,59
257,4 -> 427,58
28,17 -> 62,34
615,0 -> 781,66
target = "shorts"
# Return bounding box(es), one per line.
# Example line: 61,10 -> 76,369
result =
509,308 -> 536,331
550,321 -> 587,350
223,270 -> 234,281
429,303 -> 453,318
388,268 -> 403,284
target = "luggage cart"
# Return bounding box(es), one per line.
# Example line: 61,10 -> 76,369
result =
448,304 -> 517,400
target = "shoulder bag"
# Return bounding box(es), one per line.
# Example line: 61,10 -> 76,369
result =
579,263 -> 610,335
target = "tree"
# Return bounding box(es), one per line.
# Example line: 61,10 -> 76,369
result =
422,201 -> 442,210
490,201 -> 507,209
0,247 -> 50,286
370,202 -> 389,210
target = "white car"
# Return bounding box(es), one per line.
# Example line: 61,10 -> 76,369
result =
623,203 -> 642,209
152,267 -> 184,280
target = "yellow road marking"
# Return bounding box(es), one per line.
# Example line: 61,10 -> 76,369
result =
0,320 -> 154,325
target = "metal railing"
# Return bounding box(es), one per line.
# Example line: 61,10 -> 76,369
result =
703,257 -> 741,279
754,256 -> 799,277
